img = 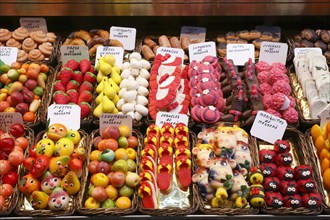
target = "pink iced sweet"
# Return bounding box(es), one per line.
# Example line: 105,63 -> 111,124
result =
255,61 -> 271,72
272,80 -> 291,96
266,108 -> 282,118
272,92 -> 287,110
281,107 -> 298,124
257,71 -> 270,84
271,62 -> 286,73
262,93 -> 273,109
288,96 -> 296,108
260,82 -> 272,95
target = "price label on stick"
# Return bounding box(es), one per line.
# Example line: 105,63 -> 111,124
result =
95,46 -> 124,68
156,47 -> 184,65
226,44 -> 255,66
0,113 -> 23,130
47,104 -> 81,130
188,41 -> 216,63
259,41 -> 288,65
20,17 -> 48,33
250,111 -> 287,144
99,113 -> 132,135
0,47 -> 18,65
110,26 -> 136,51
60,45 -> 89,64
155,112 -> 188,128
180,26 -> 206,43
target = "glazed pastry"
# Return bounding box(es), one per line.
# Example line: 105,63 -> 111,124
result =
30,31 -> 48,43
216,34 -> 226,44
12,27 -> 29,41
303,29 -> 319,42
17,49 -> 28,62
180,35 -> 190,50
236,38 -> 248,44
6,38 -> 21,49
0,28 -> 12,42
87,36 -> 110,49
238,30 -> 250,40
226,38 -> 237,44
293,34 -> 302,42
28,49 -> 45,62
314,40 -> 327,52
22,37 -> 37,52
249,30 -> 262,40
141,44 -> 155,61
109,39 -> 123,47
90,29 -> 109,39
324,50 -> 330,61
153,45 -> 160,54
39,42 -> 53,56
252,38 -> 263,49
46,32 -> 57,43
226,32 -> 237,40
260,32 -> 273,41
88,43 -> 102,57
67,38 -> 85,46
158,35 -> 171,47
69,30 -> 92,43
320,30 -> 330,43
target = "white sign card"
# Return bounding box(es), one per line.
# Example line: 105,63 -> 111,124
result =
47,104 -> 81,130
294,47 -> 322,57
60,45 -> 89,64
20,17 -> 48,33
99,113 -> 132,135
319,104 -> 330,128
155,112 -> 188,128
110,26 -> 136,51
188,41 -> 217,63
250,111 -> 287,144
95,46 -> 124,68
180,26 -> 206,43
0,47 -> 18,66
156,47 -> 184,65
226,44 -> 255,66
0,113 -> 23,130
259,41 -> 288,65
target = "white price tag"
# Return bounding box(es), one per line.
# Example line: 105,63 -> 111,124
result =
47,104 -> 81,130
0,47 -> 18,66
156,47 -> 184,65
155,112 -> 188,128
188,41 -> 216,62
319,104 -> 330,128
250,111 -> 287,144
294,47 -> 322,57
110,26 -> 136,51
180,26 -> 206,43
20,17 -> 48,33
99,113 -> 132,135
95,46 -> 124,68
60,45 -> 89,64
0,113 -> 23,130
259,41 -> 288,65
226,44 -> 255,66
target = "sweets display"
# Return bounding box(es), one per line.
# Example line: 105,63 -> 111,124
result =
62,29 -> 123,59
0,27 -> 57,62
15,123 -> 88,216
292,29 -> 330,62
192,124 -> 255,212
293,51 -> 329,120
0,62 -> 52,124
216,29 -> 280,58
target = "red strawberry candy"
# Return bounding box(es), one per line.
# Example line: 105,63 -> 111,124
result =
78,102 -> 91,119
79,82 -> 94,93
79,59 -> 91,74
53,91 -> 70,104
78,90 -> 93,103
66,80 -> 80,91
72,70 -> 83,84
64,59 -> 79,71
67,89 -> 79,104
57,67 -> 73,86
53,80 -> 66,92
83,72 -> 96,84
